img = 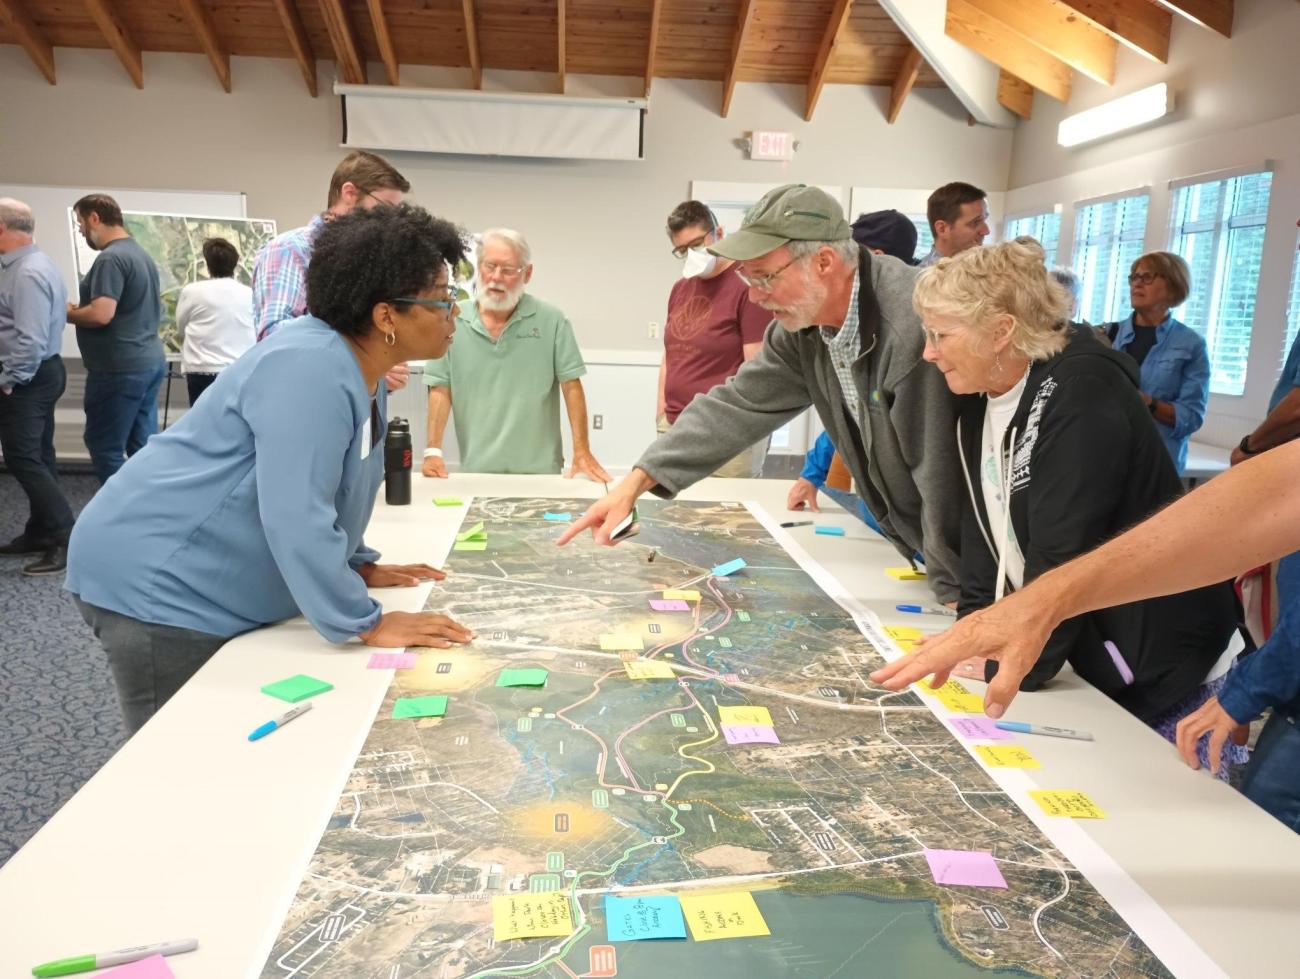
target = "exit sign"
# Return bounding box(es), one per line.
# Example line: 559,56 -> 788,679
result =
749,130 -> 795,161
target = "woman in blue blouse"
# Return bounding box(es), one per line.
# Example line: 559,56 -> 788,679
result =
67,205 -> 475,734
1110,251 -> 1209,472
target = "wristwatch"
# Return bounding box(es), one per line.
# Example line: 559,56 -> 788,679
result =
1238,435 -> 1260,456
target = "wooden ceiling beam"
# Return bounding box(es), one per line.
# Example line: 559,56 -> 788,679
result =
367,0 -> 399,85
721,0 -> 758,117
82,0 -> 143,88
644,0 -> 662,97
557,0 -> 566,92
996,68 -> 1033,118
886,43 -> 922,123
805,0 -> 854,121
270,0 -> 316,96
461,0 -> 481,89
177,0 -> 231,92
945,0 -> 1071,102
319,0 -> 365,85
0,0 -> 56,84
1151,0 -> 1232,37
964,0 -> 1117,85
1054,0 -> 1171,63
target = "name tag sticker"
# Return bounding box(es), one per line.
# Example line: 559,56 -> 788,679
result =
360,418 -> 372,459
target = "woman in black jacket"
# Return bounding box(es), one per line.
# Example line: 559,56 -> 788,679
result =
913,239 -> 1244,769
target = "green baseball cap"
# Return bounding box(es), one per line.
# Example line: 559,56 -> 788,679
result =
708,184 -> 852,261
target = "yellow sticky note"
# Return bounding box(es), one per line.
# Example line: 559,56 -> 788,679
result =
679,891 -> 770,942
718,705 -> 774,728
886,567 -> 927,581
600,634 -> 644,652
1029,789 -> 1106,819
624,660 -> 676,680
491,892 -> 574,942
936,690 -> 987,714
975,744 -> 1041,769
915,679 -> 970,698
663,589 -> 701,601
884,625 -> 924,643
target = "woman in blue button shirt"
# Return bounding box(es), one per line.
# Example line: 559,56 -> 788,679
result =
67,205 -> 475,734
1109,251 -> 1210,472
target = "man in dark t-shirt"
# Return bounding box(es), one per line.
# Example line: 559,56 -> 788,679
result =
67,194 -> 165,483
658,201 -> 772,478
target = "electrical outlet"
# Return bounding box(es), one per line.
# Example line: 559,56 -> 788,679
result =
593,414 -> 603,430
648,321 -> 660,339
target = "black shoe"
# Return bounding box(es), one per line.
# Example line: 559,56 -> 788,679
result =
22,545 -> 67,576
0,534 -> 47,556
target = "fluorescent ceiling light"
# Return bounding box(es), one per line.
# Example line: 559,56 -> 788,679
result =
1057,83 -> 1171,148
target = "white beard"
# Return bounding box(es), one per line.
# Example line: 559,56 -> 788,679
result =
477,281 -> 525,313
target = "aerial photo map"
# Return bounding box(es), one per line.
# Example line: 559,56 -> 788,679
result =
259,497 -> 1189,979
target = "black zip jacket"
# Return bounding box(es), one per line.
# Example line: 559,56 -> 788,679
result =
956,325 -> 1237,723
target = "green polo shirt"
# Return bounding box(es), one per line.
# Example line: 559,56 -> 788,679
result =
423,293 -> 587,474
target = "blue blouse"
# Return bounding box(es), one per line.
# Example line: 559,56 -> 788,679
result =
1113,313 -> 1209,472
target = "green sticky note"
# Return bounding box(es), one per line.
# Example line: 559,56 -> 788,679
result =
261,674 -> 333,703
454,540 -> 488,551
434,496 -> 463,506
456,521 -> 486,542
497,668 -> 549,687
393,695 -> 448,718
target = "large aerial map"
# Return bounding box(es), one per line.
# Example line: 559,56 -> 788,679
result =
259,498 -> 1190,979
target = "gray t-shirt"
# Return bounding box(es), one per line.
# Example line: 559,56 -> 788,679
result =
77,236 -> 164,372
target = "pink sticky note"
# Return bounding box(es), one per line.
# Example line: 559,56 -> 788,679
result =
722,725 -> 780,745
948,717 -> 1012,741
98,955 -> 176,979
368,652 -> 417,670
650,599 -> 690,612
923,848 -> 1008,889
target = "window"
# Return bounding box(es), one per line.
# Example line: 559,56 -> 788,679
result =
1004,211 -> 1062,266
1280,235 -> 1300,371
1072,192 -> 1149,325
1168,169 -> 1273,396
908,215 -> 934,260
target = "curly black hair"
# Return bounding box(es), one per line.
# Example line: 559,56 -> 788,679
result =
307,204 -> 467,339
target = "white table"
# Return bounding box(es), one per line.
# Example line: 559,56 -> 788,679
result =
1,474 -> 1297,978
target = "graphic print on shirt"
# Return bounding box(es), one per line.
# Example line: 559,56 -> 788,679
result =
666,291 -> 714,349
1009,376 -> 1056,494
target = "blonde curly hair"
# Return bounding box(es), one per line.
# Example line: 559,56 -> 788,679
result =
913,237 -> 1072,361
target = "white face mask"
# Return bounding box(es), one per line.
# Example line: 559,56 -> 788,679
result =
681,246 -> 721,280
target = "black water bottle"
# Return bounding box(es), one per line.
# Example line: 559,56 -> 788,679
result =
384,416 -> 412,506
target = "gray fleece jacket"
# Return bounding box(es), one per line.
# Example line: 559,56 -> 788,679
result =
635,248 -> 963,603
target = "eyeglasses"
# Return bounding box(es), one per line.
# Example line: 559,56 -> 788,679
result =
922,327 -> 961,348
390,297 -> 456,313
736,254 -> 803,292
671,227 -> 716,260
480,261 -> 525,278
1128,271 -> 1162,285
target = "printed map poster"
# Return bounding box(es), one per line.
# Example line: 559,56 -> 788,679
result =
70,210 -> 276,354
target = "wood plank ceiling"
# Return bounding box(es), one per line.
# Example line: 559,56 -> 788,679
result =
0,0 -> 1233,123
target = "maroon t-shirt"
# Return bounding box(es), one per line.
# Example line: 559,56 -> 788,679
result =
664,267 -> 772,421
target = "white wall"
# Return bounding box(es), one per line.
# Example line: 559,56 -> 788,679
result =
1004,0 -> 1300,445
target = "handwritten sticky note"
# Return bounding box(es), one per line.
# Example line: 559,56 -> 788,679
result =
949,717 -> 1012,741
261,674 -> 333,703
975,744 -> 1041,768
368,652 -> 417,670
433,496 -> 463,506
814,525 -> 845,536
923,848 -> 1008,889
601,634 -> 645,651
711,558 -> 747,577
884,625 -> 924,643
915,679 -> 970,698
543,511 -> 572,522
453,540 -> 488,551
722,725 -> 780,745
625,660 -> 676,680
650,598 -> 690,612
1030,790 -> 1106,819
97,955 -> 175,978
718,705 -> 774,728
886,566 -> 927,581
679,891 -> 771,942
662,589 -> 701,601
492,891 -> 574,942
936,690 -> 987,714
393,695 -> 448,718
498,668 -> 549,687
604,894 -> 687,942
456,521 -> 486,542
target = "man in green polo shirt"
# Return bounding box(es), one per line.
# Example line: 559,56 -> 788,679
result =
422,228 -> 610,480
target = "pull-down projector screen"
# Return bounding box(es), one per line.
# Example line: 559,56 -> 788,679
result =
337,84 -> 646,161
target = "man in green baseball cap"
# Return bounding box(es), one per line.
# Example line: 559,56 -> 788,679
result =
557,183 -> 965,607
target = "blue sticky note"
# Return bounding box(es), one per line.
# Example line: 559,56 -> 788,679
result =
604,894 -> 687,942
711,558 -> 747,577
543,512 -> 572,522
815,525 -> 846,536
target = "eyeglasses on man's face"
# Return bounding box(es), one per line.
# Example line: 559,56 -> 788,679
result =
671,226 -> 717,260
1128,271 -> 1163,285
736,254 -> 803,292
480,261 -> 525,279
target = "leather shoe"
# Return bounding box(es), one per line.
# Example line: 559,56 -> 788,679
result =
0,534 -> 46,556
22,545 -> 67,576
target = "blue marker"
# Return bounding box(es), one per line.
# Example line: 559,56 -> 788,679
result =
994,721 -> 1093,742
249,701 -> 314,741
896,604 -> 957,617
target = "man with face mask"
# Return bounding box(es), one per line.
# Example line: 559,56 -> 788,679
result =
658,201 -> 773,478
559,185 -> 964,606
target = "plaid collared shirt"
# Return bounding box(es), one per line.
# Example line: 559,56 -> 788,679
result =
252,215 -> 324,341
818,267 -> 863,427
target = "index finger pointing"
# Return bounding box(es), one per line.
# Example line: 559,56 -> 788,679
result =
556,510 -> 601,547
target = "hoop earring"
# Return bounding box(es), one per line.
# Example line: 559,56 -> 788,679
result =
384,330 -> 396,347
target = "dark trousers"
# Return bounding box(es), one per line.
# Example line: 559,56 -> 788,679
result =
83,362 -> 166,484
185,371 -> 219,406
0,355 -> 74,545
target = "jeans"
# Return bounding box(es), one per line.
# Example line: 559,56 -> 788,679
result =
1239,708 -> 1300,832
185,371 -> 218,406
83,362 -> 166,484
73,595 -> 229,736
0,356 -> 74,545
657,415 -> 769,478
